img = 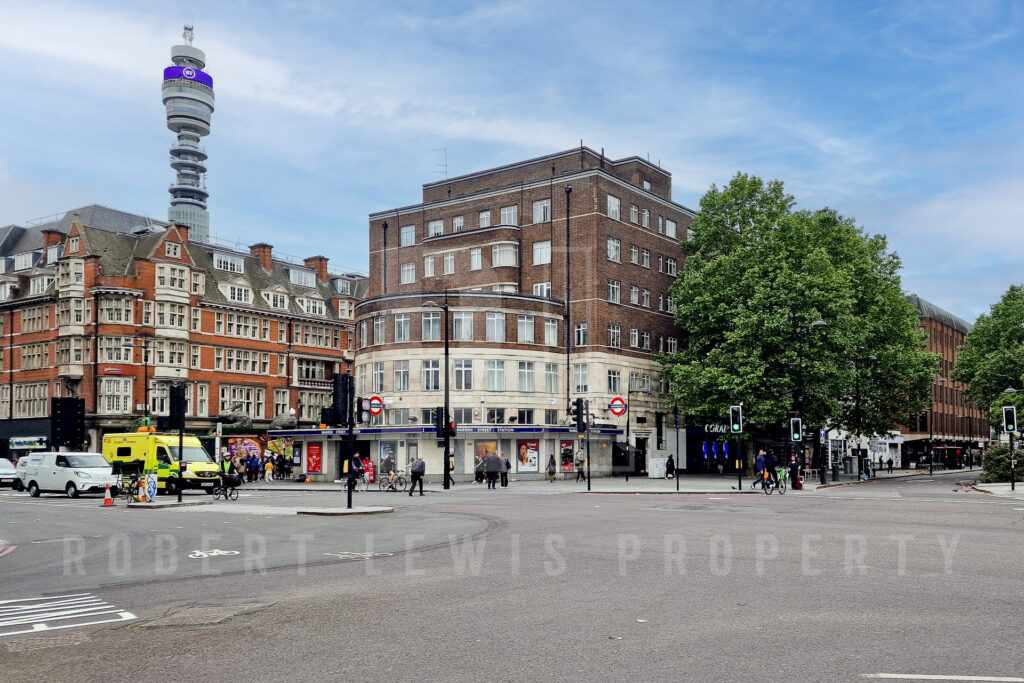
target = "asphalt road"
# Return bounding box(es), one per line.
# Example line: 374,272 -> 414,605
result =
1,471 -> 1022,682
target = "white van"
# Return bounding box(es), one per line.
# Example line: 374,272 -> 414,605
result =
18,452 -> 118,498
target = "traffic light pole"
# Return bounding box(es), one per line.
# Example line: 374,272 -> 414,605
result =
443,301 -> 451,490
345,382 -> 355,510
1011,433 -> 1016,492
585,400 -> 591,492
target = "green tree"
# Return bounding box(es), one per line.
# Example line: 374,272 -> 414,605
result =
662,173 -> 938,439
951,284 -> 1024,423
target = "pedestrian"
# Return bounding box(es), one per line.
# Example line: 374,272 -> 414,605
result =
575,452 -> 586,482
755,450 -> 766,481
789,455 -> 799,489
474,454 -> 485,484
717,456 -> 724,475
484,450 -> 501,489
546,454 -> 557,482
666,454 -> 675,479
264,457 -> 274,483
500,452 -> 511,488
408,455 -> 425,496
887,457 -> 894,474
765,451 -> 779,489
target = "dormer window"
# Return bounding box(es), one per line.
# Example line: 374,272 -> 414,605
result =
67,237 -> 80,254
297,297 -> 325,316
213,252 -> 244,273
333,279 -> 351,295
13,253 -> 34,271
30,276 -> 54,295
228,285 -> 252,304
47,245 -> 60,264
289,269 -> 316,288
165,243 -> 181,258
262,292 -> 289,310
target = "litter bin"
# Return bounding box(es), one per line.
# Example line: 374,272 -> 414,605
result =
842,457 -> 854,475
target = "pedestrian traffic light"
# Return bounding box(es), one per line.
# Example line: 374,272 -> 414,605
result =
573,397 -> 586,433
730,405 -> 743,433
447,419 -> 457,440
434,406 -> 445,437
1003,405 -> 1017,432
168,384 -> 187,432
790,417 -> 802,442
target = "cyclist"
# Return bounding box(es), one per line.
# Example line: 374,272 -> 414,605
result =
765,451 -> 779,490
755,450 -> 766,485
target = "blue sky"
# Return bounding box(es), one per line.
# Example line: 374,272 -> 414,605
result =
2,0 -> 1023,322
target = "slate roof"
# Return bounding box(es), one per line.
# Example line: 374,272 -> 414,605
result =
907,294 -> 972,334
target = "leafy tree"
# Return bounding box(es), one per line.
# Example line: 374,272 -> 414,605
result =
978,442 -> 1017,484
951,285 -> 1024,424
662,173 -> 938,441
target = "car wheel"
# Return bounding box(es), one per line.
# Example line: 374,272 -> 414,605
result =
66,482 -> 79,498
165,479 -> 178,496
12,479 -> 23,492
28,481 -> 40,497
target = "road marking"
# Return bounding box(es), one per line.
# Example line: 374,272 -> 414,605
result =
861,675 -> 1024,681
187,548 -> 239,559
323,551 -> 394,561
0,593 -> 135,637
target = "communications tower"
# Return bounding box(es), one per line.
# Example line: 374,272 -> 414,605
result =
162,25 -> 214,243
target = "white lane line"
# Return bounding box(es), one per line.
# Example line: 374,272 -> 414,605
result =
862,675 -> 1024,681
0,593 -> 135,637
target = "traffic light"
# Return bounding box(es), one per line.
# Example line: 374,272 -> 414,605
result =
1003,406 -> 1017,432
355,397 -> 366,424
168,384 -> 187,432
434,406 -> 445,437
573,398 -> 586,433
790,417 -> 802,442
447,419 -> 457,439
332,373 -> 351,425
730,405 -> 743,433
51,397 -> 85,449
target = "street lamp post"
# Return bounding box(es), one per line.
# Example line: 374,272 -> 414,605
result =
853,355 -> 876,477
123,338 -> 151,421
1003,388 -> 1018,491
425,299 -> 451,490
928,377 -> 948,476
791,318 -> 827,485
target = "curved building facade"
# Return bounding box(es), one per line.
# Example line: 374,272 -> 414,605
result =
354,147 -> 693,478
162,25 -> 214,243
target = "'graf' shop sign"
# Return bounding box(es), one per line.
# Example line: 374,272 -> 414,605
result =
687,422 -> 731,436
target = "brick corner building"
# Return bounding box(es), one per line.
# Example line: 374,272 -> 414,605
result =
0,205 -> 366,460
353,147 -> 693,478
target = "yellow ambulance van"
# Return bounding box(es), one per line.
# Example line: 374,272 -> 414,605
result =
102,431 -> 220,494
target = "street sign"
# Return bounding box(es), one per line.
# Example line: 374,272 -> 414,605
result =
146,474 -> 158,501
609,397 -> 627,416
368,396 -> 384,416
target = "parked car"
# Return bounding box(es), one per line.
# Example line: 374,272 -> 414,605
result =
0,458 -> 16,487
17,452 -> 119,498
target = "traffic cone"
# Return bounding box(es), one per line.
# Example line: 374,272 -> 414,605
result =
138,478 -> 147,503
102,484 -> 114,507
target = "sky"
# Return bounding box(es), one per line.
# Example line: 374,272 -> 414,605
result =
1,0 -> 1022,323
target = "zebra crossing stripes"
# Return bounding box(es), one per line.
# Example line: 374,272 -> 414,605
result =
0,593 -> 135,637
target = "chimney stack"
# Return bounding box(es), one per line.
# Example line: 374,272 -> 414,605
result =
41,229 -> 63,250
249,243 -> 273,273
173,222 -> 190,244
304,255 -> 329,284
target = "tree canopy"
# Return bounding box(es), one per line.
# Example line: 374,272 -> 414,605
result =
662,173 -> 938,438
951,284 -> 1024,422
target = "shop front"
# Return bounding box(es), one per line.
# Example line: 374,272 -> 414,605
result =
684,422 -> 744,474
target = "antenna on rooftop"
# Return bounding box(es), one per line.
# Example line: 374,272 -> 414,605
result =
183,24 -> 194,45
433,148 -> 448,179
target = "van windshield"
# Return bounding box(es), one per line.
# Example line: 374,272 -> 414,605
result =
171,446 -> 214,463
66,454 -> 109,469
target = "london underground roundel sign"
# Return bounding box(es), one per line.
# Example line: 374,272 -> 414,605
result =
609,397 -> 627,416
368,396 -> 384,416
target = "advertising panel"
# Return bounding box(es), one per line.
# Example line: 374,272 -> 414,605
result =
306,442 -> 323,474
516,440 -> 539,473
560,440 -> 576,472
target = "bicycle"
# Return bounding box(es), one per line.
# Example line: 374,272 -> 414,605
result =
379,469 -> 407,492
120,473 -> 141,504
213,475 -> 239,501
775,466 -> 788,495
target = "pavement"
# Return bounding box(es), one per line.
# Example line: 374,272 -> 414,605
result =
2,471 -> 1021,682
973,481 -> 1024,499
